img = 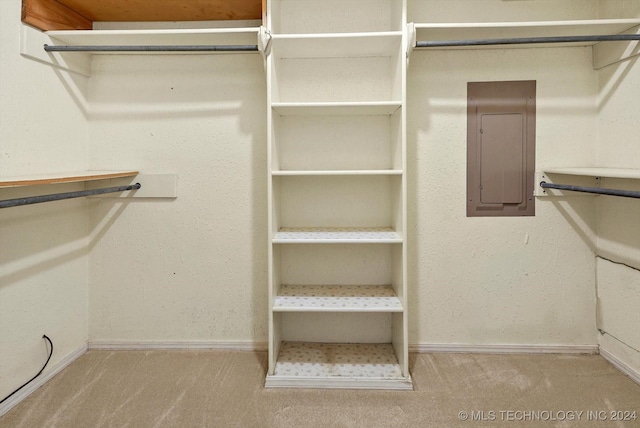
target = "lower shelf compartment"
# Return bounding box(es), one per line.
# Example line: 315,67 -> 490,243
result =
273,284 -> 403,312
266,342 -> 412,390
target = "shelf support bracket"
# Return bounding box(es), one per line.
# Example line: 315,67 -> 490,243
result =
535,171 -> 600,197
406,22 -> 416,63
258,26 -> 272,58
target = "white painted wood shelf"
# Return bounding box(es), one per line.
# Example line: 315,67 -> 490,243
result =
272,102 -> 402,116
272,32 -> 402,58
544,167 -> 640,179
0,171 -> 138,188
272,170 -> 403,176
274,285 -> 403,312
413,19 -> 640,49
265,342 -> 412,389
45,27 -> 260,51
273,227 -> 402,244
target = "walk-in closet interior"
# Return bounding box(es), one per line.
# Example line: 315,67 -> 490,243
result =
1,0 -> 639,419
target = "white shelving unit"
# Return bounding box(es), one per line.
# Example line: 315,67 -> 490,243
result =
265,0 -> 411,390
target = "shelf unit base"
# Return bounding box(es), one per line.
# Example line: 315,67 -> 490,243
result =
266,342 -> 413,390
265,374 -> 413,390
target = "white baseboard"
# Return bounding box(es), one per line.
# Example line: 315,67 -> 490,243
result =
600,347 -> 640,385
409,343 -> 599,355
0,342 -> 88,417
90,341 -> 597,355
89,340 -> 268,351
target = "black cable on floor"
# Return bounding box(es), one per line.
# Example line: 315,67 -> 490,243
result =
0,335 -> 53,405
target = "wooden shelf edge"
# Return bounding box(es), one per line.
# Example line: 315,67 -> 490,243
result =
0,170 -> 139,188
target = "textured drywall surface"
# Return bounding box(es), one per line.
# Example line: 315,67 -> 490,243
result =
596,3 -> 640,374
408,0 -> 598,23
598,0 -> 640,19
87,53 -> 268,343
407,46 -> 599,345
597,259 -> 640,353
84,2 -> 603,348
0,2 -> 89,401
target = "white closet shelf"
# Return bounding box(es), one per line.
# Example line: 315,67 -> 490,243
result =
265,342 -> 412,389
544,168 -> 640,179
272,170 -> 403,176
273,227 -> 402,244
272,32 -> 402,58
274,284 -> 403,312
0,171 -> 138,188
272,102 -> 402,116
414,19 -> 640,49
45,27 -> 260,51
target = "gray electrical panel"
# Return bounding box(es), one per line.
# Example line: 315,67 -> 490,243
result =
467,80 -> 536,217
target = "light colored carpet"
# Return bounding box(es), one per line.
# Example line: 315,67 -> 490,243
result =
1,350 -> 639,427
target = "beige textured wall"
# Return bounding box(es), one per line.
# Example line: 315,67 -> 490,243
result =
85,1 -> 601,348
87,54 -> 268,344
0,2 -> 89,402
598,0 -> 640,19
409,0 -> 598,23
596,0 -> 640,375
407,45 -> 598,346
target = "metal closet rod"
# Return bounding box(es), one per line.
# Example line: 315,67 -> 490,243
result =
0,183 -> 141,209
416,33 -> 640,48
540,181 -> 640,199
44,44 -> 259,52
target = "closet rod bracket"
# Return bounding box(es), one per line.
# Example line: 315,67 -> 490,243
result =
539,181 -> 640,199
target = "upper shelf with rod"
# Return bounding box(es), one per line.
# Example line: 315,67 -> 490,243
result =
20,0 -> 268,74
0,171 -> 141,209
409,19 -> 640,69
21,24 -> 271,76
0,171 -> 179,206
43,27 -> 263,53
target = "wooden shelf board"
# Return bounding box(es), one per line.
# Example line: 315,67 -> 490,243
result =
273,227 -> 402,244
266,342 -> 412,389
272,170 -> 402,176
273,284 -> 403,313
23,0 -> 263,31
0,171 -> 139,188
56,0 -> 262,22
272,102 -> 402,116
544,168 -> 640,180
415,19 -> 640,49
46,27 -> 260,48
